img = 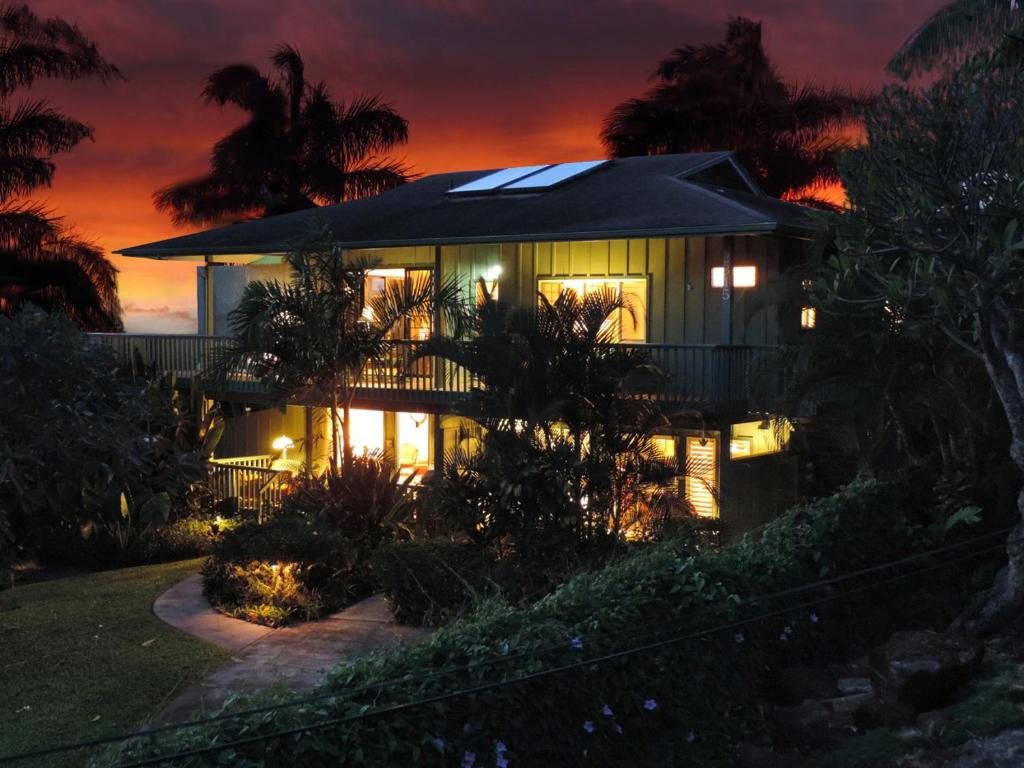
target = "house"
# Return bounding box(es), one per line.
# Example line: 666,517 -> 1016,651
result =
104,152 -> 819,530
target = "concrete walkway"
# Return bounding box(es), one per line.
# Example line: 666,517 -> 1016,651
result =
153,574 -> 431,723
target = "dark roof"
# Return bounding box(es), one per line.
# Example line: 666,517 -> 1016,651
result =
117,152 -> 817,258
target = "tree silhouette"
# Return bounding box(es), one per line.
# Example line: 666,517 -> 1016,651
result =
888,0 -> 1024,78
601,17 -> 869,207
0,4 -> 122,330
155,45 -> 411,227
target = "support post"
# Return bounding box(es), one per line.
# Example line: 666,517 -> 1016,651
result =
721,236 -> 734,346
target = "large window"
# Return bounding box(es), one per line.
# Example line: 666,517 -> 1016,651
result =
537,278 -> 647,342
364,268 -> 433,340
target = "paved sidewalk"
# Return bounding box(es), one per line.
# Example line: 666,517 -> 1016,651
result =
153,574 -> 431,723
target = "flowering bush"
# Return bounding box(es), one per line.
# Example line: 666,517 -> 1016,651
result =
100,477 -> 992,766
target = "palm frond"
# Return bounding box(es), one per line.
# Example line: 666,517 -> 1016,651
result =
0,4 -> 121,95
887,0 -> 1022,78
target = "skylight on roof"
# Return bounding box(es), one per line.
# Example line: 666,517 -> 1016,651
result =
448,164 -> 550,194
503,160 -> 607,191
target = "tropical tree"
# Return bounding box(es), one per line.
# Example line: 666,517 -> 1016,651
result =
887,0 -> 1024,78
825,51 -> 1024,633
421,286 -> 692,557
0,3 -> 122,330
601,17 -> 870,207
227,223 -> 465,473
155,45 -> 411,227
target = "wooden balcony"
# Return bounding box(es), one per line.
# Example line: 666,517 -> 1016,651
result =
89,333 -> 778,415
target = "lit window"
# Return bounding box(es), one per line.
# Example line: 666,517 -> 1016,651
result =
537,278 -> 647,342
729,439 -> 752,458
711,266 -> 757,288
801,306 -> 817,329
685,436 -> 718,518
651,435 -> 676,460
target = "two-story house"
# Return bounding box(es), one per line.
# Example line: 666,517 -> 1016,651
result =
101,152 -> 818,531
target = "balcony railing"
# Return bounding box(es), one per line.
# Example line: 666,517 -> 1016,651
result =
89,333 -> 777,414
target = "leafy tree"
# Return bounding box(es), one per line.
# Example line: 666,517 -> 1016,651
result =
0,308 -> 213,566
227,224 -> 465,473
888,0 -> 1024,78
0,3 -> 122,330
825,51 -> 1024,632
601,17 -> 869,207
155,45 -> 411,227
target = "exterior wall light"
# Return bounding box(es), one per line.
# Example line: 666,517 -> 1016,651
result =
272,435 -> 295,458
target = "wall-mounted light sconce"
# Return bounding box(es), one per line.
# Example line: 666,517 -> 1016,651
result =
711,265 -> 757,288
272,435 -> 295,459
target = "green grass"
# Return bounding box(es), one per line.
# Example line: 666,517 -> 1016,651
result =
0,559 -> 229,768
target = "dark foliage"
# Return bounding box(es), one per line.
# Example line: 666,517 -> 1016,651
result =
103,476 -> 1002,767
154,45 -> 410,226
0,308 -> 208,572
0,4 -> 122,330
601,17 -> 869,207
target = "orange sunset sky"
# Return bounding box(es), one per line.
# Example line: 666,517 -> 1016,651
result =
30,0 -> 947,333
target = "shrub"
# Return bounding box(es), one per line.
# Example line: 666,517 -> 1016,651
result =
0,308 -> 215,564
202,513 -> 373,626
103,476 -> 995,767
130,517 -> 238,564
372,537 -> 651,627
370,541 -> 499,626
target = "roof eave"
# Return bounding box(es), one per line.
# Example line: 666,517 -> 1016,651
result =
115,221 -> 819,259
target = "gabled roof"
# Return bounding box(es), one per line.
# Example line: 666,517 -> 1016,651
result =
117,152 -> 816,259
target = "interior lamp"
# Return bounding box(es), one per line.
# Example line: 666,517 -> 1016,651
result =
272,435 -> 295,458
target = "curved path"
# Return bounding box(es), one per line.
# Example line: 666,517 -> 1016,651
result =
153,574 -> 431,723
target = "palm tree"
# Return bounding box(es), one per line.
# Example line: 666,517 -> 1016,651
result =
601,17 -> 870,207
227,223 -> 465,474
888,0 -> 1024,78
423,286 -> 697,548
155,45 -> 411,227
0,4 -> 122,330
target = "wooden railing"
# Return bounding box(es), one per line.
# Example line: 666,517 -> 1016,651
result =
90,333 -> 777,414
207,455 -> 287,517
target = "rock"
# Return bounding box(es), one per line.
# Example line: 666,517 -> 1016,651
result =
773,664 -> 839,705
949,729 -> 1024,767
868,630 -> 984,712
851,699 -> 917,730
837,677 -> 874,696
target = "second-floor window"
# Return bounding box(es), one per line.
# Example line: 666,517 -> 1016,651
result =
538,278 -> 647,342
364,268 -> 433,340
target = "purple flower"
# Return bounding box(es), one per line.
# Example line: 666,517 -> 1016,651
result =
686,731 -> 697,743
783,625 -> 793,635
571,636 -> 583,650
461,750 -> 476,768
779,632 -> 788,641
497,757 -> 509,768
432,736 -> 445,750
582,720 -> 595,733
615,723 -> 623,735
734,631 -> 745,644
601,704 -> 613,717
810,611 -> 820,624
495,741 -> 507,754
463,722 -> 473,734
644,698 -> 658,711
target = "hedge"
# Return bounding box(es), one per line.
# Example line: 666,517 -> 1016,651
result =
97,477 -> 996,767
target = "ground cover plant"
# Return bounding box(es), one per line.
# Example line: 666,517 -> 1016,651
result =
0,559 -> 228,768
98,477 -> 1002,767
201,454 -> 415,625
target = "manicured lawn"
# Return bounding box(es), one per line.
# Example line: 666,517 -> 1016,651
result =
0,559 -> 229,768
